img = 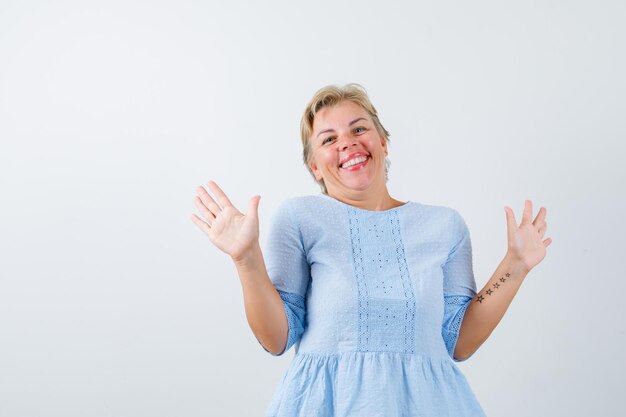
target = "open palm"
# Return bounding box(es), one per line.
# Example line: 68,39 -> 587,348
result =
191,181 -> 261,262
505,200 -> 552,272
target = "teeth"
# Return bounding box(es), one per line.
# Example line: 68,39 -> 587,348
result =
341,156 -> 368,168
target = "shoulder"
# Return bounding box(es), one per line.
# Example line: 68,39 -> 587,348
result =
401,202 -> 471,243
270,195 -> 327,225
405,201 -> 461,224
274,195 -> 332,215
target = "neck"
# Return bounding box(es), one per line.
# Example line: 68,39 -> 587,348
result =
327,185 -> 403,211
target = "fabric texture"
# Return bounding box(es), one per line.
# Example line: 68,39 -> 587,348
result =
261,194 -> 485,417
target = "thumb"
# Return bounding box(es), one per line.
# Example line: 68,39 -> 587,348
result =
247,195 -> 261,219
504,206 -> 517,240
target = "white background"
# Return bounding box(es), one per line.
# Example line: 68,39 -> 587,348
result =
1,0 -> 624,416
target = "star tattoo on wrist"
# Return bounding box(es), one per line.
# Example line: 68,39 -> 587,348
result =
474,272 -> 511,303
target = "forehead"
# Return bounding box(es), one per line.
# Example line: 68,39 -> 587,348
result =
312,100 -> 371,132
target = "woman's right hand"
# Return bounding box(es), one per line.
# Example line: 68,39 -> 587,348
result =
191,181 -> 261,263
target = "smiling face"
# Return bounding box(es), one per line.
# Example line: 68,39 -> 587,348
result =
308,100 -> 389,197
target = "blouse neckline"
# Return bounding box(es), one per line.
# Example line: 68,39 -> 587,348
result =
319,194 -> 413,214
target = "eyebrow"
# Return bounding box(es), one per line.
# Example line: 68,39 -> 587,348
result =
316,117 -> 367,138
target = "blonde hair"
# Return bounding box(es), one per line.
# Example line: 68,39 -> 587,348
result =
300,83 -> 391,194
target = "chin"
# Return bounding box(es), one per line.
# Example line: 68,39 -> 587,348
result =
343,180 -> 375,192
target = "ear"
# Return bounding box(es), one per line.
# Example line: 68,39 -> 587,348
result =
381,137 -> 388,156
309,159 -> 323,181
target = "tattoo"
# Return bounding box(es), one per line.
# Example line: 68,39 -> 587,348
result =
474,272 -> 511,304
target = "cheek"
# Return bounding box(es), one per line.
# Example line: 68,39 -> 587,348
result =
311,150 -> 335,176
364,137 -> 383,152
319,150 -> 337,166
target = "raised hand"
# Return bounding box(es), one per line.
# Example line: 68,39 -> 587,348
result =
191,181 -> 261,262
504,200 -> 553,272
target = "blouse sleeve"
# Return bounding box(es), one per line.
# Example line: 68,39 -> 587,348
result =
258,199 -> 311,356
441,209 -> 477,362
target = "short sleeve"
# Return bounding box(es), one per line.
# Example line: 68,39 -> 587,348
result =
259,199 -> 310,356
441,210 -> 477,362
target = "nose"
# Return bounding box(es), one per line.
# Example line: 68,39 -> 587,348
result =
337,133 -> 358,151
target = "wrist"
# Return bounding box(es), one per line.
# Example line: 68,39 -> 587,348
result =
503,252 -> 532,276
232,242 -> 262,269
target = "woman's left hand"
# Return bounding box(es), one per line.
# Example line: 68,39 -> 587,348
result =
504,200 -> 552,272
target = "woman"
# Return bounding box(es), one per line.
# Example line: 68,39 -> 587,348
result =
191,84 -> 552,416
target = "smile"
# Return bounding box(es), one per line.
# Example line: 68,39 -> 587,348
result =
340,156 -> 369,170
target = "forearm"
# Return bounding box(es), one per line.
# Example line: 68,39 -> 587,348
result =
454,253 -> 530,360
233,243 -> 288,355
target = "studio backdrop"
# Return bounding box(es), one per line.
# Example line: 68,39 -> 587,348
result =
0,1 -> 624,416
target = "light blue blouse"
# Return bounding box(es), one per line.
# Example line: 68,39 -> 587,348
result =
260,194 -> 485,417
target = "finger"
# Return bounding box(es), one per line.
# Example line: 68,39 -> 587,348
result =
533,206 -> 547,226
197,186 -> 222,214
246,195 -> 261,219
538,221 -> 547,238
207,181 -> 234,209
191,213 -> 211,235
505,206 -> 517,241
534,219 -> 546,232
194,196 -> 215,223
543,237 -> 552,247
521,200 -> 533,225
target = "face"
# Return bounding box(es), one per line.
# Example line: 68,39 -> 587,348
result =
309,100 -> 388,196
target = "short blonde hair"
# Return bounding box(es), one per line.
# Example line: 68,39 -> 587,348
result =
300,83 -> 391,194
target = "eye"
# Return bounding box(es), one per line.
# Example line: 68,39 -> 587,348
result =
354,127 -> 367,134
322,136 -> 335,144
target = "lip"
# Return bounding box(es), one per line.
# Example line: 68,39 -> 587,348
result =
341,156 -> 369,171
339,152 -> 370,167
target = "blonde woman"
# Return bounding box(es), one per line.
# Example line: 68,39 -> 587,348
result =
192,84 -> 551,416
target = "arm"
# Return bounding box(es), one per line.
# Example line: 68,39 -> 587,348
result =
191,181 -> 289,355
453,254 -> 529,360
233,243 -> 289,356
454,200 -> 552,361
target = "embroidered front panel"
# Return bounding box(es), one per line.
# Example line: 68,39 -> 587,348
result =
390,212 -> 417,353
348,208 -> 416,353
